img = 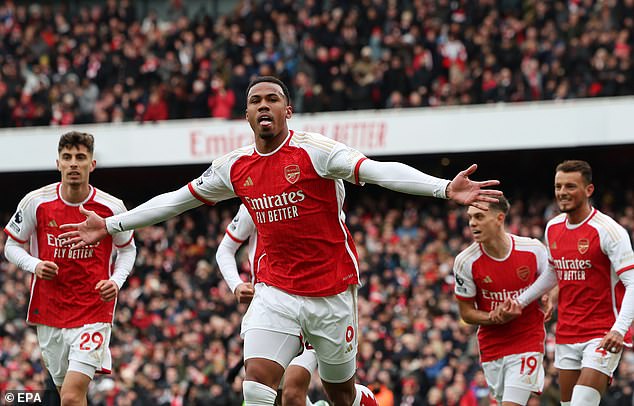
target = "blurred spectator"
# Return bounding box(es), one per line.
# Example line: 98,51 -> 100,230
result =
207,76 -> 235,119
142,88 -> 168,123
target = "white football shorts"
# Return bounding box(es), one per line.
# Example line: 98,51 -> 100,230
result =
242,283 -> 358,366
36,322 -> 112,386
555,338 -> 623,377
482,351 -> 544,403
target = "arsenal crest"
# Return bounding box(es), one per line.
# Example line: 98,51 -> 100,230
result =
578,239 -> 589,254
516,266 -> 530,281
284,164 -> 301,184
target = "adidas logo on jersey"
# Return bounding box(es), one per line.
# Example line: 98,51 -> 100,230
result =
48,219 -> 58,227
482,275 -> 493,283
243,176 -> 254,187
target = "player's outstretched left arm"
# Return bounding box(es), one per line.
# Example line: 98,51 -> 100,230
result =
357,160 -> 501,210
445,164 -> 502,210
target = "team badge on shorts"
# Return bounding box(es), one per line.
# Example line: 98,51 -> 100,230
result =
516,266 -> 530,281
284,164 -> 301,184
345,326 -> 354,343
578,239 -> 589,254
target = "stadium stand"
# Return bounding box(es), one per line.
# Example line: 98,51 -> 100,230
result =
0,0 -> 633,127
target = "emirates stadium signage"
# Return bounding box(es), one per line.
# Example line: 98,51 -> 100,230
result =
0,96 -> 633,172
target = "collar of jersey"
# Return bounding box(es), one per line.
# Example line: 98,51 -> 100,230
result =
254,130 -> 293,157
480,233 -> 514,262
56,182 -> 95,207
565,207 -> 596,230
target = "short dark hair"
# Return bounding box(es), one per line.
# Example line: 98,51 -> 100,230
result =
58,131 -> 94,154
556,160 -> 592,185
488,194 -> 510,215
246,76 -> 291,104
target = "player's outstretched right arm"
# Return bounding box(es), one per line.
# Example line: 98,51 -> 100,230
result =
60,186 -> 202,248
358,161 -> 502,210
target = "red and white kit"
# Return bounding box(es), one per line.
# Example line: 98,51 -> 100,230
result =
4,183 -> 134,328
545,209 -> 634,344
104,129 -> 449,378
454,234 -> 548,362
189,130 -> 365,297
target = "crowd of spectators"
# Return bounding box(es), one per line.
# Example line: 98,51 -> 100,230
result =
1,0 -> 634,127
2,185 -> 634,405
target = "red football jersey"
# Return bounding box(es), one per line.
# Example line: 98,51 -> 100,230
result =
454,234 -> 548,362
190,130 -> 367,296
546,209 -> 634,344
4,183 -> 134,328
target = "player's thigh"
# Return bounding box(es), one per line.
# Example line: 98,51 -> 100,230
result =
558,369 -> 581,402
282,364 -> 312,398
66,322 -> 111,375
241,283 -> 303,337
321,374 -> 356,405
36,324 -> 70,387
555,342 -> 583,401
243,328 -> 302,366
301,286 -> 358,367
61,370 -> 92,400
580,337 -> 622,379
481,358 -> 505,402
243,328 -> 301,388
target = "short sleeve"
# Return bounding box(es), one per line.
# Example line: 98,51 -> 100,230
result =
4,196 -> 37,244
453,253 -> 477,300
601,222 -> 634,275
226,204 -> 256,243
189,155 -> 237,205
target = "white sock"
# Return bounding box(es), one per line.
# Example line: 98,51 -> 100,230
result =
561,402 -> 571,406
305,395 -> 313,406
243,380 -> 277,406
570,385 -> 601,406
353,384 -> 377,406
